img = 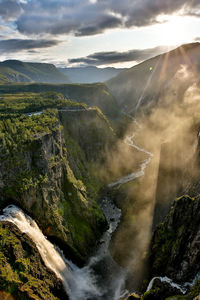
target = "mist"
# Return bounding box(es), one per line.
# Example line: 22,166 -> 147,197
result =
98,63 -> 200,292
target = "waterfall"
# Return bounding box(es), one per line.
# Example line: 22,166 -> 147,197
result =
0,201 -> 128,300
0,205 -> 102,299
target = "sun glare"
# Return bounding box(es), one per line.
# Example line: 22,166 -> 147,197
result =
158,15 -> 190,46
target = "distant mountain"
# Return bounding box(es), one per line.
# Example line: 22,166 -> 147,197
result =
0,65 -> 32,83
0,60 -> 71,84
59,66 -> 126,83
107,43 -> 200,112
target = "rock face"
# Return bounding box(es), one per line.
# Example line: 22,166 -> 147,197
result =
0,108 -> 115,263
59,108 -> 116,162
0,221 -> 67,300
153,128 -> 199,230
149,195 -> 200,283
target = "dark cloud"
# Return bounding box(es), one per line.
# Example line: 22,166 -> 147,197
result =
14,0 -> 200,36
76,15 -> 122,36
0,0 -> 22,21
195,37 -> 200,42
69,46 -> 173,66
0,39 -> 60,54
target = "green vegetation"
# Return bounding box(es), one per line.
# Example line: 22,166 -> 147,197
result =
0,91 -> 86,118
0,82 -> 120,118
59,135 -> 105,254
0,107 -> 61,201
0,91 -> 107,261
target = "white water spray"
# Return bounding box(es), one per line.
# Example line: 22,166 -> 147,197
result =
147,276 -> 187,294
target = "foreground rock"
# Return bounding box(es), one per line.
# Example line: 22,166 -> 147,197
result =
149,195 -> 200,283
0,221 -> 67,300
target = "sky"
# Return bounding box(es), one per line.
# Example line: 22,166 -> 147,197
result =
0,0 -> 200,68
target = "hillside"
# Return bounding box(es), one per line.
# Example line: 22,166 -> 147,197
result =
0,66 -> 32,83
107,43 -> 200,113
0,60 -> 71,84
59,66 -> 126,83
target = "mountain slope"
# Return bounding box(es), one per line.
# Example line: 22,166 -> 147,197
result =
59,66 -> 126,83
0,60 -> 71,84
0,66 -> 32,83
107,43 -> 200,112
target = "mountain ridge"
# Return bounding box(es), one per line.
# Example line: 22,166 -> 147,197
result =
59,66 -> 126,83
107,42 -> 200,112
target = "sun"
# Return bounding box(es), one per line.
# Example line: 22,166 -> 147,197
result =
158,15 -> 189,46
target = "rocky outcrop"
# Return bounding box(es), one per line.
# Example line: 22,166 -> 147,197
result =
0,108 -> 116,263
149,195 -> 200,283
0,221 -> 67,300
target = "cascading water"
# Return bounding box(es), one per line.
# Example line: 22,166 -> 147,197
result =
146,276 -> 187,294
0,205 -> 103,299
0,200 -> 127,300
146,274 -> 200,296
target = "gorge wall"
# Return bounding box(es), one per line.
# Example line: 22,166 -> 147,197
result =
0,107 -> 116,265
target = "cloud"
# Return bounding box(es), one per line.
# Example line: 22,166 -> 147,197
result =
195,37 -> 200,42
0,39 -> 60,54
0,0 -> 22,21
68,45 -> 174,66
14,0 -> 200,36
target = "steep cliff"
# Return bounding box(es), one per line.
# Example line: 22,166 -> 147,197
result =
153,128 -> 198,230
149,195 -> 200,283
59,107 -> 115,162
0,104 -> 115,263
